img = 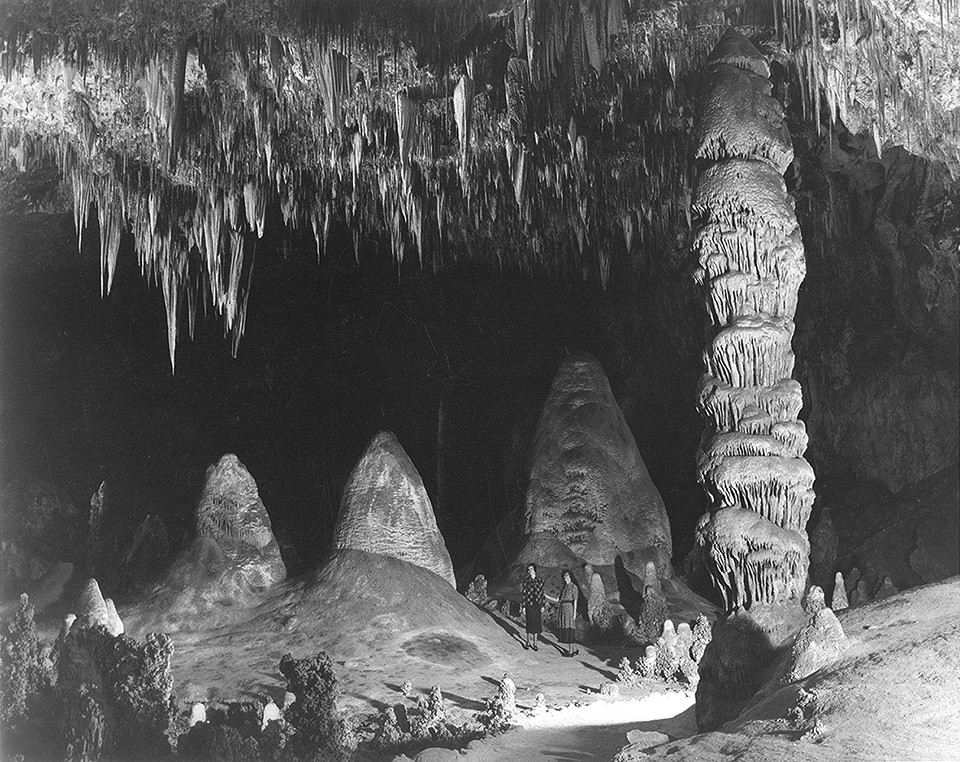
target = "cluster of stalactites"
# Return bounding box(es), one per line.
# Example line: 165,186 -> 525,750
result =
692,29 -> 814,612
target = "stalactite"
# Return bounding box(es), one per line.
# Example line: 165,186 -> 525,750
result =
166,39 -> 189,173
4,2 -> 946,372
453,72 -> 474,177
691,29 -> 815,611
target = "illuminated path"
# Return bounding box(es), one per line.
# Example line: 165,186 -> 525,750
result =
459,690 -> 697,761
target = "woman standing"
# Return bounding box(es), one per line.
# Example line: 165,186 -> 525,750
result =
558,569 -> 580,657
520,563 -> 545,650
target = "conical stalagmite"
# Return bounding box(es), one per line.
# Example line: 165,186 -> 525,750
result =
194,454 -> 287,593
334,431 -> 456,587
522,352 -> 673,576
691,29 -> 815,611
75,578 -> 110,629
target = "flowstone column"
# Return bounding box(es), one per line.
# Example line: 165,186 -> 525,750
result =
691,29 -> 815,612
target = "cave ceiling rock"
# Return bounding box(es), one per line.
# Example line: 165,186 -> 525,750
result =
692,29 -> 814,611
522,352 -> 673,577
333,430 -> 457,588
0,0 -> 957,369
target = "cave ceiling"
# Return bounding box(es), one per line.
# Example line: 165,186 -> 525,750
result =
1,0 -> 958,369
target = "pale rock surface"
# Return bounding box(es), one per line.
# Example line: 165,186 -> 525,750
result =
188,703 -> 206,727
103,597 -> 124,636
194,454 -> 286,593
334,431 -> 455,587
624,729 -> 670,751
124,455 -> 285,632
414,748 -> 459,762
522,353 -> 673,576
783,607 -> 848,683
831,572 -> 848,611
261,699 -> 282,729
76,578 -> 110,628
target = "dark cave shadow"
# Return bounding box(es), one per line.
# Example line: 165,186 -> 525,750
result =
347,692 -> 388,712
442,691 -> 487,711
615,556 -> 642,620
482,607 -> 527,646
577,684 -> 596,694
480,675 -> 502,687
576,659 -> 617,681
383,682 -> 405,694
541,635 -> 566,655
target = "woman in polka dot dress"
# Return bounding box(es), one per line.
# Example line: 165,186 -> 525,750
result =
520,563 -> 545,650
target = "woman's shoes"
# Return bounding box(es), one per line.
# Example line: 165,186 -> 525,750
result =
522,643 -> 529,650
532,644 -> 539,651
562,649 -> 579,657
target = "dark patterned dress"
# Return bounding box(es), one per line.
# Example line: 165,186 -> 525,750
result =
521,576 -> 545,634
559,581 -> 579,643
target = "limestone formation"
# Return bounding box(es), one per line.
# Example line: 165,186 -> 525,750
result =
136,455 -> 286,629
522,352 -> 673,576
583,563 -> 606,623
76,578 -> 110,629
465,575 -> 488,605
262,699 -> 282,730
103,598 -> 124,636
194,454 -> 287,596
638,584 -> 667,644
801,585 -> 826,616
189,703 -> 207,728
693,29 -> 814,611
334,431 -> 455,587
874,576 -> 899,600
122,514 -> 171,590
783,607 -> 848,683
831,572 -> 849,611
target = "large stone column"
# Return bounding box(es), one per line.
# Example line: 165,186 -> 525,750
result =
691,29 -> 815,612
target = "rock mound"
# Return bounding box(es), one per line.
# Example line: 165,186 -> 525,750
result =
334,432 -> 455,587
629,578 -> 960,761
783,606 -> 847,683
522,353 -> 673,576
125,455 -> 285,632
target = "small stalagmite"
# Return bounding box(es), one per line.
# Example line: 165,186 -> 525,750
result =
522,352 -> 673,576
334,431 -> 456,587
103,598 -> 124,636
832,571 -> 849,611
76,578 -> 110,629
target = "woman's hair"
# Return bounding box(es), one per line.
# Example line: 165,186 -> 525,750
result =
526,563 -> 537,573
561,568 -> 573,582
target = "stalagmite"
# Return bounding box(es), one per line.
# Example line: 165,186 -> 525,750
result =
692,30 -> 814,610
521,353 -> 673,576
75,578 -> 110,629
334,431 -> 456,587
832,571 -> 849,610
103,598 -> 124,636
